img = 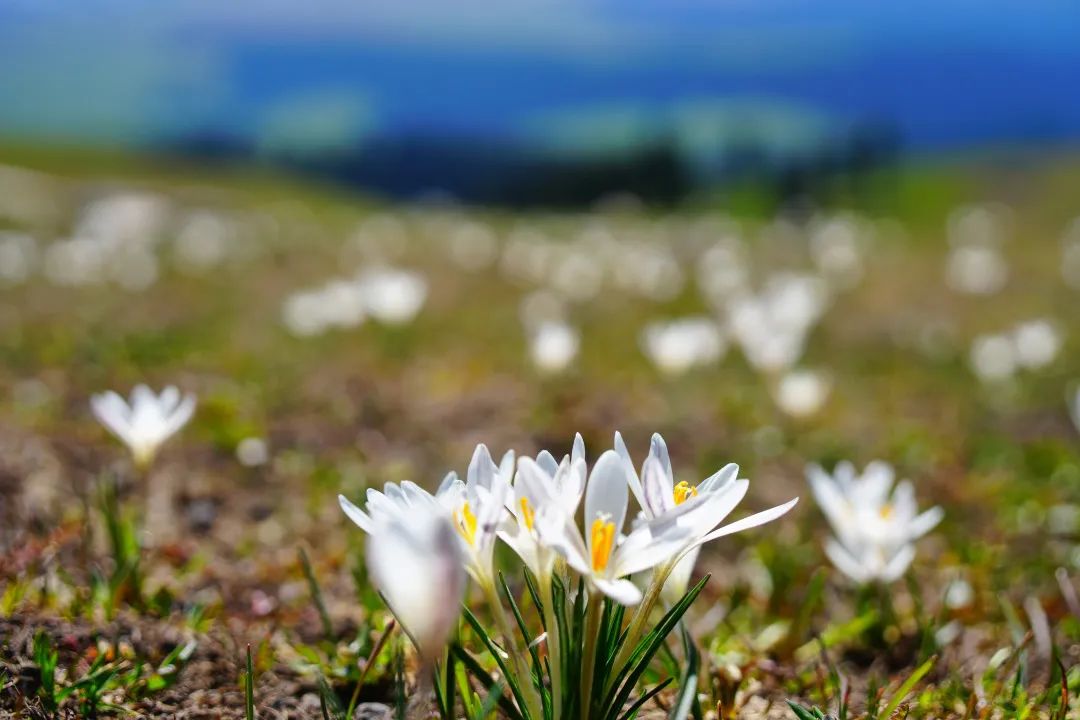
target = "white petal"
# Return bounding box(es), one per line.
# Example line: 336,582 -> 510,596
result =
613,431 -> 647,511
692,497 -> 799,549
592,577 -> 643,606
909,506 -> 944,539
572,433 -> 585,465
882,543 -> 917,582
468,444 -> 495,490
648,433 -> 673,481
339,494 -> 376,533
698,463 -> 738,494
678,479 -> 749,540
859,461 -> 895,507
535,450 -> 559,476
584,450 -> 630,542
166,393 -> 196,435
641,456 -> 674,517
824,537 -> 870,583
806,464 -> 850,530
535,505 -> 591,575
613,523 -> 692,577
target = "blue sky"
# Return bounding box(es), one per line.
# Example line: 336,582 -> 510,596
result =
1,0 -> 1078,151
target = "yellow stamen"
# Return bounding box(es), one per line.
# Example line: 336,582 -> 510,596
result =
519,497 -> 535,531
673,481 -> 698,506
590,517 -> 616,572
879,504 -> 893,520
455,502 -> 478,545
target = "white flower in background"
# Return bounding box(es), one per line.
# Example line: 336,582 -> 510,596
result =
174,211 -> 232,273
612,242 -> 684,301
528,320 -> 580,374
535,449 -> 692,605
640,317 -> 725,376
774,370 -> 831,418
91,385 -> 196,467
1012,319 -> 1061,370
365,504 -> 466,665
969,333 -> 1017,382
0,231 -> 37,284
236,437 -> 269,467
357,268 -> 428,325
696,238 -> 748,307
945,245 -> 1008,296
809,214 -> 865,290
807,461 -> 943,584
43,238 -> 107,287
970,320 -> 1063,383
75,192 -> 170,251
615,432 -> 799,604
727,273 -> 829,374
109,247 -> 160,292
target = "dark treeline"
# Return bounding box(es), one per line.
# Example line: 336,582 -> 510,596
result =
167,121 -> 901,210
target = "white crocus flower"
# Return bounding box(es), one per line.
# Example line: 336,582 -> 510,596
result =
808,461 -> 943,584
499,435 -> 587,580
365,504 -> 466,666
536,450 -> 692,606
90,385 -> 196,467
615,432 -> 799,603
440,444 -> 515,588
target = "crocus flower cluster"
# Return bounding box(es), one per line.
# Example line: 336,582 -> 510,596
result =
340,433 -> 798,720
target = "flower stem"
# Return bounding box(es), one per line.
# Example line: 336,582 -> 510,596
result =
542,574 -> 563,720
483,580 -> 544,720
579,588 -> 604,720
609,560 -> 673,683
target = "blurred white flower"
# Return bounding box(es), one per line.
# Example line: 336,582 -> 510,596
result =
91,385 -> 196,467
236,437 -> 269,467
944,577 -> 974,609
970,320 -> 1062,382
809,214 -> 864,290
696,237 -> 748,306
43,238 -> 107,287
174,211 -> 232,272
774,370 -> 831,418
807,461 -> 943,584
75,192 -> 170,251
969,333 -> 1017,382
358,268 -> 427,325
528,320 -> 580,374
727,273 -> 829,373
365,504 -> 466,665
1012,319 -> 1061,370
945,244 -> 1008,295
0,231 -> 37,284
640,317 -> 725,375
